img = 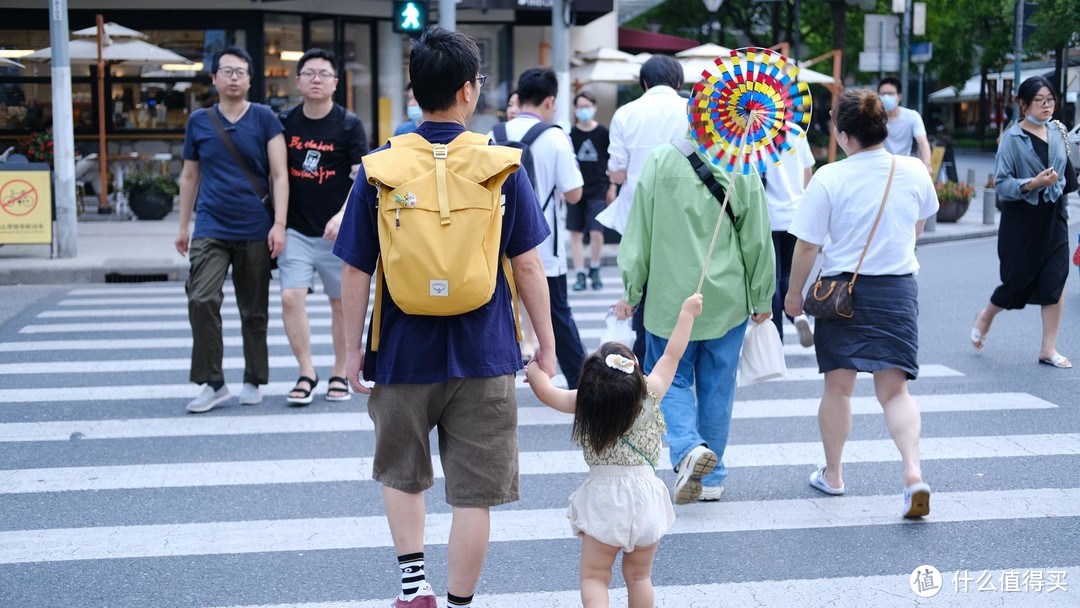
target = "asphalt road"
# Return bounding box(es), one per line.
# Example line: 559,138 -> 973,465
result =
0,229 -> 1078,607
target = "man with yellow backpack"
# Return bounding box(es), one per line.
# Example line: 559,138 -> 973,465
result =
332,27 -> 556,608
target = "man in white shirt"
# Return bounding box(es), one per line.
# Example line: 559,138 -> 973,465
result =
878,77 -> 932,171
494,68 -> 586,388
599,54 -> 688,361
765,136 -> 815,347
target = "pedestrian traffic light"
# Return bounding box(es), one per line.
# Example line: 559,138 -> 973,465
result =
393,1 -> 428,35
1022,1 -> 1038,44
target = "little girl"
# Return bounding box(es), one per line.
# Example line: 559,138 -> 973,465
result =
526,293 -> 703,607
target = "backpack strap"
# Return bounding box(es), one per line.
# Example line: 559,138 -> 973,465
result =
671,136 -> 736,225
492,122 -> 508,144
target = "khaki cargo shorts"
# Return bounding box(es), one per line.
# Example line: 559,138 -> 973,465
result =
367,374 -> 519,508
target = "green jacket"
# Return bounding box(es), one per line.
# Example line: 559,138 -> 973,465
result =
618,136 -> 775,341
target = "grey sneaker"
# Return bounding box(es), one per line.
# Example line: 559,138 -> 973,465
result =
793,314 -> 814,347
239,383 -> 262,405
673,445 -> 718,505
699,485 -> 724,501
186,385 -> 230,413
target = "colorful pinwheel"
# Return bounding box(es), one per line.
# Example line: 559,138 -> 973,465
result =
688,47 -> 812,175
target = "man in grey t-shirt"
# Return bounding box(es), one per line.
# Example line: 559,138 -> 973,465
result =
878,77 -> 932,172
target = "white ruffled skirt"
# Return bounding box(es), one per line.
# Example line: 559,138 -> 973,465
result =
567,465 -> 676,552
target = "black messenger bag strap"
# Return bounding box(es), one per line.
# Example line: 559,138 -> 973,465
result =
671,136 -> 736,225
207,105 -> 271,213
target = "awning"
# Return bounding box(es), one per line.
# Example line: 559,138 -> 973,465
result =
930,68 -> 1050,103
456,0 -> 613,25
618,28 -> 699,55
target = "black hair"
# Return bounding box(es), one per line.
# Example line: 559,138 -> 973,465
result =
639,55 -> 683,91
1016,76 -> 1057,111
409,27 -> 481,113
573,342 -> 648,454
506,89 -> 518,104
834,89 -> 889,148
405,81 -> 413,92
517,68 -> 558,107
575,91 -> 597,105
212,46 -> 253,73
877,76 -> 903,95
296,48 -> 337,76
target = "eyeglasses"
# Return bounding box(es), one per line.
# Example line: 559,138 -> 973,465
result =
299,70 -> 336,81
470,74 -> 488,88
1031,97 -> 1056,107
216,67 -> 249,78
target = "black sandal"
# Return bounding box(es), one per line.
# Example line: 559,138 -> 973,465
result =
286,375 -> 319,406
326,376 -> 351,402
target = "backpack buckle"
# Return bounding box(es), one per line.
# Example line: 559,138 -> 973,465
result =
432,144 -> 448,159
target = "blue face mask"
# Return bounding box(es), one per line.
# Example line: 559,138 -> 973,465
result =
1026,113 -> 1050,126
575,107 -> 596,123
880,94 -> 899,112
406,104 -> 423,123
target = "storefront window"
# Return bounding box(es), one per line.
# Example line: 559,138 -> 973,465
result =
0,82 -> 95,132
343,22 -> 374,144
264,14 -> 304,113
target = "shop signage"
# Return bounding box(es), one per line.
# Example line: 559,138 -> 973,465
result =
0,165 -> 52,245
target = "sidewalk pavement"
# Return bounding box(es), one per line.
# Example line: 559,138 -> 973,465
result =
2,193 -> 1077,286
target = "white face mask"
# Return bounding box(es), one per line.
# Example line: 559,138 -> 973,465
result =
406,104 -> 423,123
1026,113 -> 1050,126
575,107 -> 596,123
880,94 -> 899,112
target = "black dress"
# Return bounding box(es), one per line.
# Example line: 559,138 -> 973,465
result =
992,136 -> 1070,309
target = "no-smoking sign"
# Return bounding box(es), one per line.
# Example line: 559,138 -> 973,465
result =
1,179 -> 38,217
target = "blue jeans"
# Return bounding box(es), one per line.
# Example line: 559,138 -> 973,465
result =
645,320 -> 746,487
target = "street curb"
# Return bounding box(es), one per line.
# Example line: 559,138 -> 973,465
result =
0,265 -> 187,286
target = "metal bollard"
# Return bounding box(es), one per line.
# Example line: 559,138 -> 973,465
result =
966,168 -> 976,186
924,211 -> 937,232
983,187 -> 997,225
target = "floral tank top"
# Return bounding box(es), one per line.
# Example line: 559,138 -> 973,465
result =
581,390 -> 665,467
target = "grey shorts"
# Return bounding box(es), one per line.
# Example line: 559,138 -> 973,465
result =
366,375 -> 519,507
278,228 -> 343,299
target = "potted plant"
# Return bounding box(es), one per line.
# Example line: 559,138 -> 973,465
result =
123,170 -> 178,220
935,181 -> 975,223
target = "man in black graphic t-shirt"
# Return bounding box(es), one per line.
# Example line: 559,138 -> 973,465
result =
568,91 -> 610,291
279,48 -> 369,406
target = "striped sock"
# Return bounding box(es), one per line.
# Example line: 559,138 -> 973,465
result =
397,552 -> 427,600
447,593 -> 473,608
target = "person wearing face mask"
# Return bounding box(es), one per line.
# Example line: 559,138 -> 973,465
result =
569,91 -> 610,291
877,77 -> 932,172
785,89 -> 939,518
393,82 -> 423,136
971,76 -> 1072,369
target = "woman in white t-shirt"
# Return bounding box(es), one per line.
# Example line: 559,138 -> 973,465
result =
784,90 -> 939,519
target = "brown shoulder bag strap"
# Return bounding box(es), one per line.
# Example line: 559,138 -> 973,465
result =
849,155 -> 897,288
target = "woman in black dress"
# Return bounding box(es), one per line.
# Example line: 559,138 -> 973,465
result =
971,77 -> 1071,368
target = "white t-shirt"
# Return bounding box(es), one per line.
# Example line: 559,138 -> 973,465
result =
765,137 -> 816,232
789,148 -> 939,276
883,107 -> 927,156
493,115 -> 584,277
598,86 -> 689,234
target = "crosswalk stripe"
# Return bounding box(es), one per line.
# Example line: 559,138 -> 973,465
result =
212,567 -> 1080,608
39,306 -> 619,323
5,433 -> 1078,493
1,487 -> 1077,563
0,393 -> 1055,442
0,335 -> 334,352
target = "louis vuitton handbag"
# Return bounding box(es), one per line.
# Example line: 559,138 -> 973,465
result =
804,156 -> 896,320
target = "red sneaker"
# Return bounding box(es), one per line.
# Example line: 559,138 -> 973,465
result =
392,583 -> 437,608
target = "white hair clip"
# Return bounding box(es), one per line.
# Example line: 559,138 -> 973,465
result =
605,353 -> 635,374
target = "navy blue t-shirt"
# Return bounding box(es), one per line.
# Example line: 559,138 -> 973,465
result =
182,104 -> 284,241
333,121 -> 549,385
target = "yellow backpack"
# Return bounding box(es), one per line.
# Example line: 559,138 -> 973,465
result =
362,131 -> 523,351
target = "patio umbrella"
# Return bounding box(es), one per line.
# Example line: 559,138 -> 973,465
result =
571,48 -> 641,85
26,17 -> 192,213
675,43 -> 737,84
0,57 -> 25,69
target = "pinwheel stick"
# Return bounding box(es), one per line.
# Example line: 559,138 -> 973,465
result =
695,111 -> 757,294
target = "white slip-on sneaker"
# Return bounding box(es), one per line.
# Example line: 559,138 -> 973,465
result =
673,445 -> 718,505
794,314 -> 814,348
186,385 -> 230,414
903,482 -> 931,519
238,383 -> 262,405
699,485 -> 724,502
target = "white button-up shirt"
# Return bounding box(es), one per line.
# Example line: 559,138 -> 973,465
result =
597,85 -> 689,234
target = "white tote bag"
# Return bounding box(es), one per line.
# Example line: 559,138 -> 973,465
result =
736,320 -> 787,387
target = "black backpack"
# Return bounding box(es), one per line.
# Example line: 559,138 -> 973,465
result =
492,120 -> 565,253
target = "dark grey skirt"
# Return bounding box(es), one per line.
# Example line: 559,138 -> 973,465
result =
814,273 -> 920,380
